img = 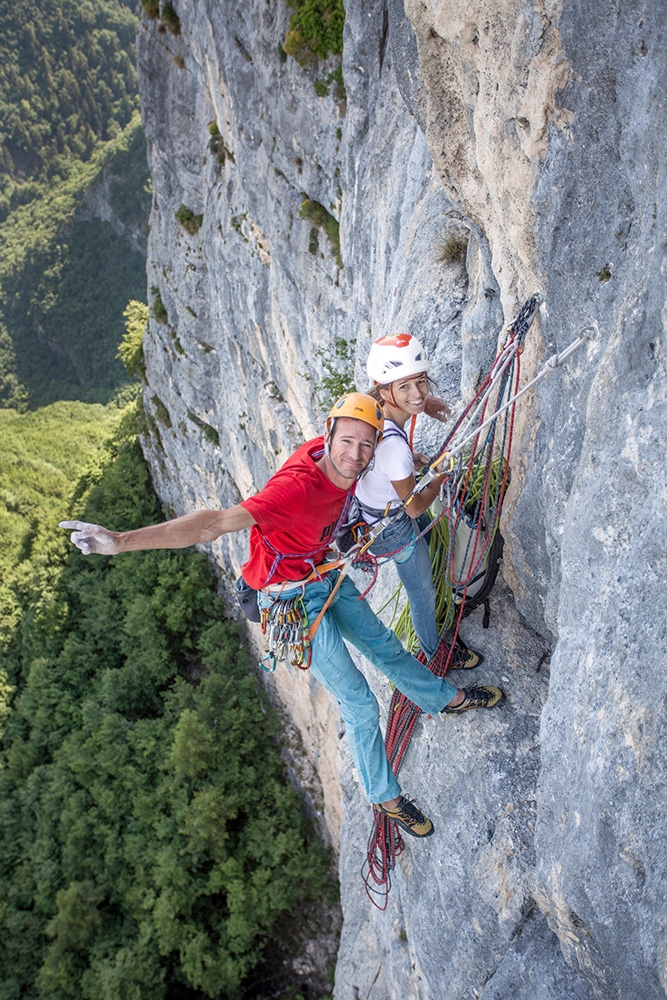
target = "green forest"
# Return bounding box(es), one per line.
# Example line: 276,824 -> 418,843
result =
0,0 -> 150,410
0,420 -> 333,1000
0,3 -> 337,997
0,0 -> 139,215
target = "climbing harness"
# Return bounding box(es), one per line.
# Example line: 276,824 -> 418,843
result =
360,294 -> 598,908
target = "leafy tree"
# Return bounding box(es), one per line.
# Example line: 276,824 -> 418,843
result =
283,0 -> 345,64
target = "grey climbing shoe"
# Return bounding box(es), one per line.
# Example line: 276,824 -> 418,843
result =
442,685 -> 504,715
374,796 -> 434,838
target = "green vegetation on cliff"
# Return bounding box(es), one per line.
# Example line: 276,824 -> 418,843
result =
283,0 -> 345,64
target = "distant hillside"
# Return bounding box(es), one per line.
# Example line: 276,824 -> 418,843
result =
0,0 -> 138,218
0,0 -> 149,410
0,400 -> 120,582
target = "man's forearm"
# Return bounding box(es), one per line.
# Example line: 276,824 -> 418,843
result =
115,506 -> 255,552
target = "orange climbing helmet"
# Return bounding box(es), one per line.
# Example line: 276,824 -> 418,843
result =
367,333 -> 430,385
326,392 -> 384,443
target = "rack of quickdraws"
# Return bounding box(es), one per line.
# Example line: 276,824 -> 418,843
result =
259,594 -> 312,673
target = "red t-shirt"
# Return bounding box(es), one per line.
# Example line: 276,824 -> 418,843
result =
240,437 -> 354,588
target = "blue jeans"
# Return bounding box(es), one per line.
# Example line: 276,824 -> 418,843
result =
258,574 -> 458,804
369,512 -> 439,660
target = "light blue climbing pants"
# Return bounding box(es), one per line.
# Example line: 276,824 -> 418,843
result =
258,572 -> 458,804
367,511 -> 439,660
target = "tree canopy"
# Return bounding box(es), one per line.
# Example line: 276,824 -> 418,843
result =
0,0 -> 139,218
0,2 -> 150,410
0,427 -> 333,1000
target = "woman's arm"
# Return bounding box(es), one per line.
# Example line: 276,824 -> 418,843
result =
60,505 -> 256,555
390,473 -> 444,518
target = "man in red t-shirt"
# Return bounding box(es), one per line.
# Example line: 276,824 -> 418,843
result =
62,393 -> 503,839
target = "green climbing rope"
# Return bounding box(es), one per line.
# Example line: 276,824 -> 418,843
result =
391,456 -> 507,653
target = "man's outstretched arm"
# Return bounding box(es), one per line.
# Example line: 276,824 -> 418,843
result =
60,505 -> 256,556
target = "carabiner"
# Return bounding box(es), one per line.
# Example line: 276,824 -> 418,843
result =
259,653 -> 278,674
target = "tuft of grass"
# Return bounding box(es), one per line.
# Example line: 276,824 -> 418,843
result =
187,410 -> 220,446
141,0 -> 160,17
151,286 -> 168,324
299,199 -> 341,267
151,395 -> 172,427
438,232 -> 468,266
596,264 -> 611,282
161,1 -> 181,34
231,213 -> 246,236
175,204 -> 203,235
314,65 -> 346,101
283,0 -> 345,65
208,122 -> 235,166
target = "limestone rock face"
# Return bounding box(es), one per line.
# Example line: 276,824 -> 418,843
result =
135,0 -> 667,997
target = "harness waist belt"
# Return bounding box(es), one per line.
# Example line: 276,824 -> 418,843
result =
261,577 -> 311,595
261,558 -> 344,595
358,501 -> 404,524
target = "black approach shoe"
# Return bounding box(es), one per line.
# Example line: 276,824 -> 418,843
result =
442,685 -> 504,716
375,796 -> 434,838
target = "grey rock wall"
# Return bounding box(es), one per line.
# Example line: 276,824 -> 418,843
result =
135,0 -> 667,996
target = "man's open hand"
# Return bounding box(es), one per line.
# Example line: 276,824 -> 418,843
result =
60,521 -> 119,556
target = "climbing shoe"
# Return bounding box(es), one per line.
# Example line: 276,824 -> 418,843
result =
449,639 -> 484,670
375,796 -> 434,838
442,685 -> 504,715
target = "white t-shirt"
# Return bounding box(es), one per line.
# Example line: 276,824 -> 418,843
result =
356,420 -> 414,517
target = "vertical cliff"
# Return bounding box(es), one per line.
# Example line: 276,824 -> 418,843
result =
135,0 -> 667,997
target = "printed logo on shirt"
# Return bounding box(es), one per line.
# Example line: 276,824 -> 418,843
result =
319,521 -> 336,541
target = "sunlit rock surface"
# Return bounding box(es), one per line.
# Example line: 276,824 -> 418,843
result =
136,0 -> 667,996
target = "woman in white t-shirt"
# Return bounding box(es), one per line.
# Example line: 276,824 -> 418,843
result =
356,334 -> 480,667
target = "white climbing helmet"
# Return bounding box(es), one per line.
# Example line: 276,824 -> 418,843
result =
367,333 -> 430,385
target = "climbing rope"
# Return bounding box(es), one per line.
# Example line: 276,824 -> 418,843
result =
361,294 -> 597,908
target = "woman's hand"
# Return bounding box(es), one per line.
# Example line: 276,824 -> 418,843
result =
424,395 -> 451,422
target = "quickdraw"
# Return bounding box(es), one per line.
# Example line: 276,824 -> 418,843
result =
259,594 -> 312,672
